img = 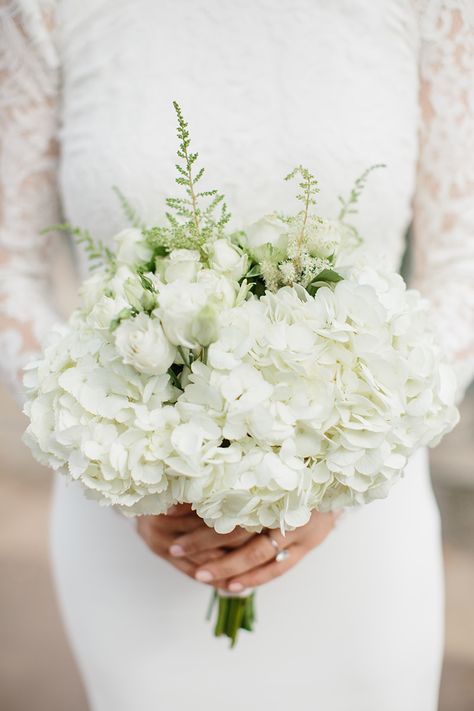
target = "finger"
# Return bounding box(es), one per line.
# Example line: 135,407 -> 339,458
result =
193,532 -> 280,584
137,527 -> 199,579
165,504 -> 194,517
169,526 -> 253,559
147,513 -> 205,535
165,556 -> 197,580
226,544 -> 305,591
187,548 -> 227,566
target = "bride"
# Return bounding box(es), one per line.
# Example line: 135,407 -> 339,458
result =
1,1 -> 473,709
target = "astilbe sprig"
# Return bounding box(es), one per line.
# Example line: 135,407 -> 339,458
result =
251,163 -> 384,293
112,186 -> 147,230
252,165 -> 332,291
337,163 -> 385,242
144,101 -> 231,256
41,223 -> 116,271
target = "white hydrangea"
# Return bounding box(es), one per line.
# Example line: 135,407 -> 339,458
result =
173,265 -> 459,531
23,319 -> 181,511
23,252 -> 459,530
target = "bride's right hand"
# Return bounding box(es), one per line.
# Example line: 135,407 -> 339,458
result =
136,504 -> 228,579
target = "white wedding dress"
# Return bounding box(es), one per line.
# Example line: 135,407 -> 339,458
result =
1,1 -> 473,709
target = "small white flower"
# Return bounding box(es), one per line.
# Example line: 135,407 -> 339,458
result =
306,219 -> 344,258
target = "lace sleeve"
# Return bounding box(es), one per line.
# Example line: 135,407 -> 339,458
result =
0,0 -> 62,400
412,0 -> 474,402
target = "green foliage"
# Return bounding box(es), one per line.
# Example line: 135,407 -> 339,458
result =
110,307 -> 137,331
338,164 -> 385,222
246,162 -> 382,296
312,268 -> 343,283
285,165 -> 320,212
42,223 -> 115,271
306,268 -> 343,296
112,186 -> 147,230
144,101 -> 231,255
285,166 -> 321,274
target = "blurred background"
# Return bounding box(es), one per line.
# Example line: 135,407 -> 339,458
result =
0,244 -> 473,711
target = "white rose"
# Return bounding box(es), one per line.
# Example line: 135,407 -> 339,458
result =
114,312 -> 176,374
191,304 -> 220,347
87,293 -> 130,329
114,229 -> 152,266
196,270 -> 237,309
164,249 -> 202,283
156,280 -> 212,348
156,271 -> 237,349
108,265 -> 154,311
244,214 -> 289,255
80,271 -> 108,310
209,239 -> 248,281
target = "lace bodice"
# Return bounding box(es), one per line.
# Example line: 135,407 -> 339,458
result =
1,0 -> 473,401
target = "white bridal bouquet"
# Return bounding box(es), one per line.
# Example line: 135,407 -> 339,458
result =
23,103 -> 459,645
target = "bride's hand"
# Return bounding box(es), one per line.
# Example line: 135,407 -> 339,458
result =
136,504 -> 253,578
136,504 -> 225,578
176,510 -> 338,591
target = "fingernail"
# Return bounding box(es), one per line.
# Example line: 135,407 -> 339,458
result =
169,544 -> 185,557
195,570 -> 214,582
228,582 -> 244,592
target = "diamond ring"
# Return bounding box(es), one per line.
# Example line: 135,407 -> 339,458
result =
266,532 -> 290,563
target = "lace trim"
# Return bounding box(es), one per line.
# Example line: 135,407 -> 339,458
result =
412,0 -> 474,398
0,0 -> 473,402
0,0 -> 61,400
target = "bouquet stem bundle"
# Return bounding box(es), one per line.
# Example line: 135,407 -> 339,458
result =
208,589 -> 256,647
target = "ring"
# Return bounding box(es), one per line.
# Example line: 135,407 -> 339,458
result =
266,532 -> 290,563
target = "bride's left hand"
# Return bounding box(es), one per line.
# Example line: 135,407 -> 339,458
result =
170,510 -> 338,592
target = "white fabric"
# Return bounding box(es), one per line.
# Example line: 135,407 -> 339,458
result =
52,449 -> 443,711
0,1 -> 473,709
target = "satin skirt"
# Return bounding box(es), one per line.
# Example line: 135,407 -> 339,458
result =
50,447 -> 443,711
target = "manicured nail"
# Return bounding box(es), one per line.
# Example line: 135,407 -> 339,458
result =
228,582 -> 244,592
195,570 -> 214,582
169,544 -> 185,557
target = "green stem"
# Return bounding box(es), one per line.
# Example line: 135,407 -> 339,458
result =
207,590 -> 256,648
177,346 -> 190,368
206,588 -> 218,621
167,368 -> 182,389
228,598 -> 245,648
214,596 -> 228,637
